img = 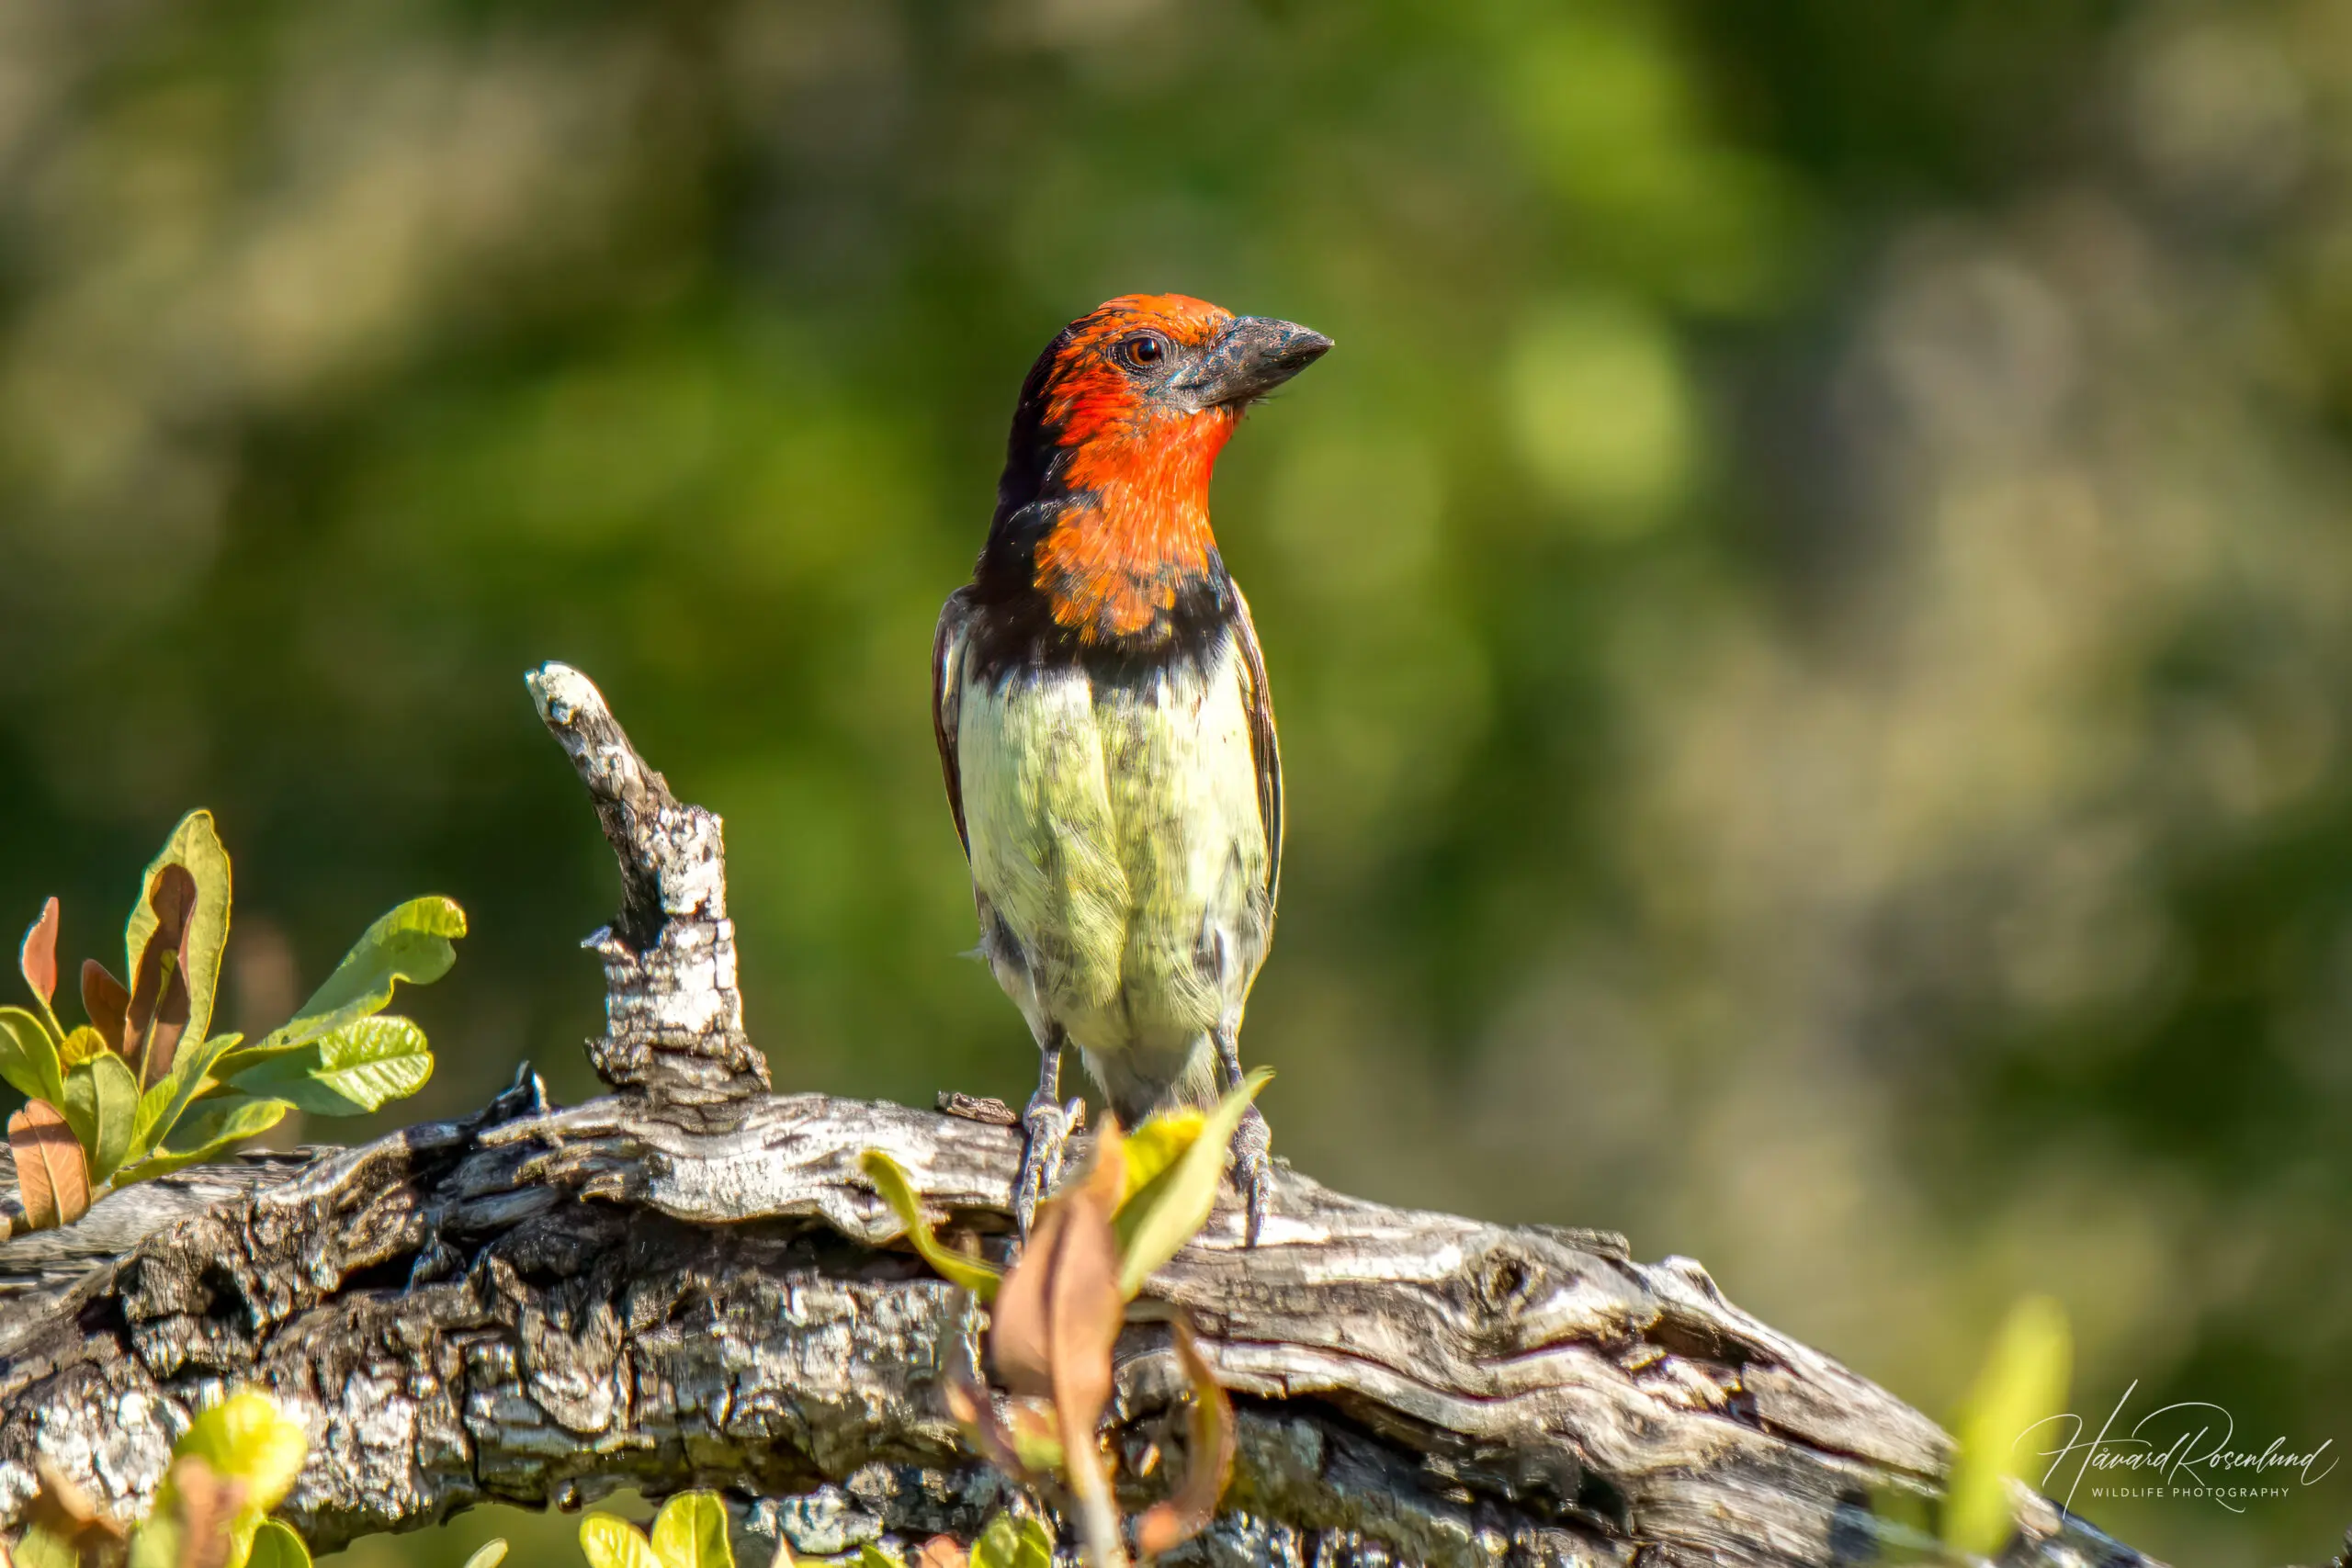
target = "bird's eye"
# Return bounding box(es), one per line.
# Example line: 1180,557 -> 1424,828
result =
1121,333 -> 1168,368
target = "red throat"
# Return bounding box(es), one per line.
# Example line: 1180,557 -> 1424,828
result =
1027,294 -> 1242,643
1035,408 -> 1237,640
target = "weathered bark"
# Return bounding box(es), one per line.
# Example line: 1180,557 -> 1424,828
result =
0,664 -> 2163,1568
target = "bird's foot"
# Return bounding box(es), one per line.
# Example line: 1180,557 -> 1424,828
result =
1229,1104 -> 1272,1247
1013,1093 -> 1082,1236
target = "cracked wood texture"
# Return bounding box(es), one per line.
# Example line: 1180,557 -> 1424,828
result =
0,663 -> 2163,1568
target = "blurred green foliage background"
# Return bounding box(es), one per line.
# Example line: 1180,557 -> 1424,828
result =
5,1 -> 2351,1562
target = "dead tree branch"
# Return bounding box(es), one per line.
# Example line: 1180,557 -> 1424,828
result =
0,664 -> 2163,1568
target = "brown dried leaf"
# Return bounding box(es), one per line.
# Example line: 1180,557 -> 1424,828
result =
10,1100 -> 89,1229
82,963 -> 130,1061
124,865 -> 198,1084
20,898 -> 59,1008
1131,1317 -> 1236,1559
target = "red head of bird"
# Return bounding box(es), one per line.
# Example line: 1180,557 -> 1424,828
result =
978,294 -> 1331,652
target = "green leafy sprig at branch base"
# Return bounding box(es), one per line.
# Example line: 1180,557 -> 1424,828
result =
0,809 -> 464,1232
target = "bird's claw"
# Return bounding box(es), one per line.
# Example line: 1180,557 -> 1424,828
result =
1230,1103 -> 1272,1247
1013,1093 -> 1081,1236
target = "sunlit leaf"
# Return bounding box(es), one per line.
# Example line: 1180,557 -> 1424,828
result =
62,1051 -> 140,1185
1003,1401 -> 1065,1475
856,1546 -> 905,1568
132,1454 -> 240,1568
1943,1295 -> 2071,1559
117,1094 -> 288,1185
175,1390 -> 309,1511
0,1007 -> 64,1107
10,1100 -> 88,1229
459,1540 -> 511,1568
128,1032 -> 244,1168
1131,1317 -> 1236,1558
943,1375 -> 1037,1485
989,1117 -> 1126,1404
14,1526 -> 80,1568
121,812 -> 232,1080
58,1027 -> 109,1068
859,1148 -> 1003,1301
20,897 -> 59,1009
222,1016 -> 433,1117
223,897 -> 466,1070
579,1515 -> 661,1568
139,1393 -> 302,1568
968,1514 -> 1052,1568
1114,1069 -> 1271,1298
1117,1109 -> 1204,1206
246,1520 -> 314,1568
649,1492 -> 733,1568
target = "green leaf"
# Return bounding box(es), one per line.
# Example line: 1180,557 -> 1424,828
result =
650,1493 -> 734,1568
857,1547 -> 906,1568
15,1525 -> 81,1568
137,1391 -> 311,1568
0,1005 -> 64,1106
1943,1295 -> 2072,1559
1114,1068 -> 1272,1298
860,1148 -> 1004,1301
58,1025 -> 110,1067
1118,1108 -> 1205,1204
123,810 -> 232,1058
127,1032 -> 243,1166
175,1389 -> 309,1506
248,1519 -> 315,1568
460,1541 -> 512,1568
223,897 -> 466,1072
579,1515 -> 662,1568
223,1016 -> 433,1116
968,1513 -> 1053,1568
116,1093 -> 288,1185
62,1050 -> 140,1184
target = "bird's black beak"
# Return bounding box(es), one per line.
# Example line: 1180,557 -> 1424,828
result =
1174,317 -> 1333,411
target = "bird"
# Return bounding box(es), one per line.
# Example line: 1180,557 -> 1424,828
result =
932,293 -> 1330,1242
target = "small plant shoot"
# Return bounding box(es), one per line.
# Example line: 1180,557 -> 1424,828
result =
2,810 -> 464,1232
863,1071 -> 1266,1568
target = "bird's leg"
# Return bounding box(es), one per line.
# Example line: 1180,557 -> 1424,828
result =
1014,1028 -> 1078,1237
1214,1023 -> 1272,1246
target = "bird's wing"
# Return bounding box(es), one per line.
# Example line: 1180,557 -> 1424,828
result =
1231,587 -> 1283,905
932,587 -> 976,860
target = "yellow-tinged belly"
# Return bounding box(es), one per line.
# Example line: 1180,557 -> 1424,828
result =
958,636 -> 1268,1057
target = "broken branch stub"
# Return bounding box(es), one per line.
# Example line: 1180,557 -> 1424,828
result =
526,662 -> 769,1105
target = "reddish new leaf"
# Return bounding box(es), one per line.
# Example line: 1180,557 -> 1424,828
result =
9,1100 -> 89,1230
915,1537 -> 968,1568
1046,1120 -> 1128,1450
19,898 -> 59,1008
1132,1316 -> 1237,1558
82,963 -> 130,1059
943,1374 -> 1031,1482
124,864 -> 198,1084
989,1118 -> 1128,1405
